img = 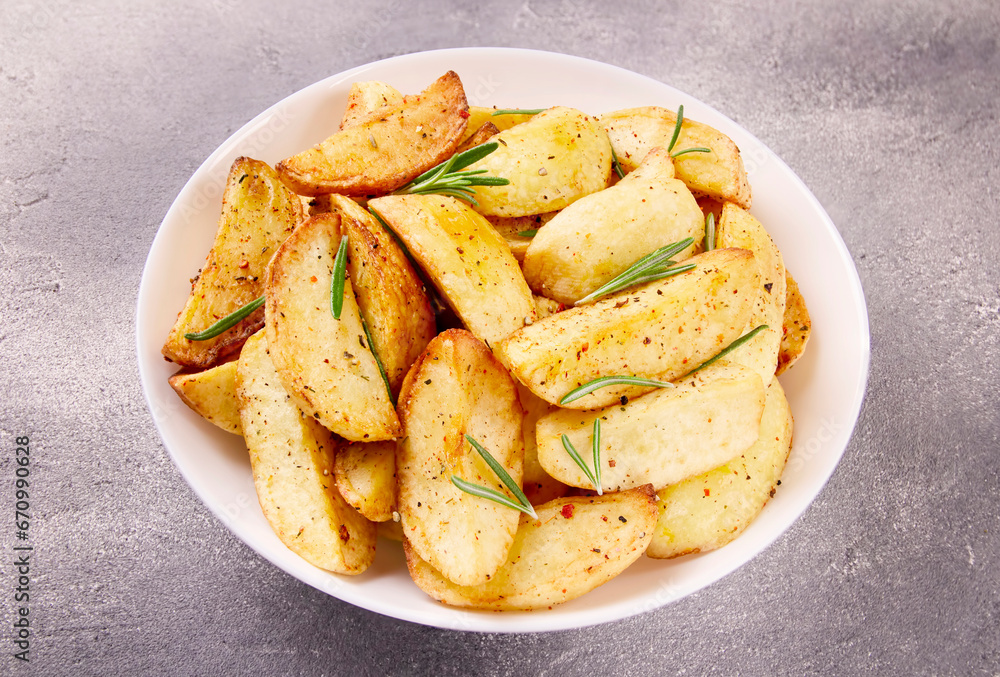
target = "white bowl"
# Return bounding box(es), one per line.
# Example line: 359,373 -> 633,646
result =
136,47 -> 870,632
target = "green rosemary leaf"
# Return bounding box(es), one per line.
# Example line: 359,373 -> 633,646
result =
574,237 -> 695,305
561,434 -> 598,494
491,108 -> 545,116
592,419 -> 602,493
688,325 -> 770,375
183,295 -> 265,341
449,476 -> 536,516
611,146 -> 626,180
670,146 -> 711,158
620,263 -> 696,289
559,376 -> 674,405
704,212 -> 716,252
444,141 -> 502,173
465,435 -> 537,518
360,314 -> 393,405
667,104 -> 685,152
396,142 -> 508,204
330,235 -> 349,319
517,229 -> 538,238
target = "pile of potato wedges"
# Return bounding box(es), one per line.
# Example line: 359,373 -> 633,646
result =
162,71 -> 812,610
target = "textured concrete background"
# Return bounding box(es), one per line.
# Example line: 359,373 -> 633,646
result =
1,0 -> 998,674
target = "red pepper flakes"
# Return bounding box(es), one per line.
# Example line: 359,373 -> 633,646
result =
561,504 -> 575,519
704,488 -> 711,497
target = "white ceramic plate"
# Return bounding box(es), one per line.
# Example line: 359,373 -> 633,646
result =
136,47 -> 869,633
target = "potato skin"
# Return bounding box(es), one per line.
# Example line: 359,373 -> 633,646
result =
497,248 -> 760,409
777,270 -> 811,375
162,157 -> 303,368
277,71 -> 469,196
405,486 -> 658,610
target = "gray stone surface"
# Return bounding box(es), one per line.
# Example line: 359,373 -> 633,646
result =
0,0 -> 997,674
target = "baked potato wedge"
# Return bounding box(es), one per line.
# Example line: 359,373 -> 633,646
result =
236,332 -> 376,574
334,440 -> 397,522
536,363 -> 765,492
340,80 -> 404,130
397,329 -> 524,586
600,106 -> 751,209
168,360 -> 242,435
462,106 -> 538,143
265,213 -> 401,442
496,248 -> 760,409
648,376 -> 793,558
716,202 -> 786,383
464,106 -> 613,217
485,211 -> 559,262
162,157 -> 303,368
368,194 -> 535,346
326,194 -> 435,395
522,147 -> 704,304
405,486 -> 658,610
515,382 -> 569,505
277,71 -> 469,196
777,270 -> 812,375
455,121 -> 500,153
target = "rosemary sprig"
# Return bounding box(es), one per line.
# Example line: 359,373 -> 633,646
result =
396,142 -> 510,205
689,325 -> 770,374
611,146 -> 626,179
560,419 -> 603,495
451,435 -> 537,518
559,376 -> 674,405
574,237 -> 696,306
491,108 -> 545,116
517,229 -> 538,238
671,146 -> 711,158
330,235 -> 348,319
667,104 -> 685,152
704,212 -> 716,252
360,314 -> 393,404
183,295 -> 264,341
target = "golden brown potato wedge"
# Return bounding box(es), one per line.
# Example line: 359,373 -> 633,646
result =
369,194 -> 535,346
397,329 -> 525,586
497,248 -> 760,409
334,440 -> 397,522
326,194 -> 436,395
277,71 -> 469,196
485,211 -> 559,262
777,269 -> 812,375
340,80 -> 404,130
168,360 -> 242,435
462,106 -> 538,143
162,157 -> 303,368
464,106 -> 613,217
522,147 -> 704,304
515,382 -> 569,505
405,486 -> 657,610
236,332 -> 376,574
716,202 -> 786,383
600,106 -> 751,209
536,363 -> 765,492
648,377 -> 793,558
455,121 -> 500,153
265,213 -> 401,442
